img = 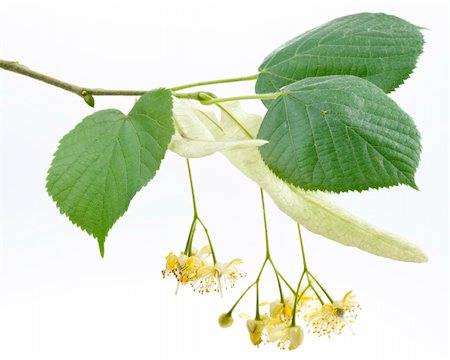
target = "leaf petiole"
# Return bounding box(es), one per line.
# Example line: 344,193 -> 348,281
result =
198,92 -> 284,105
170,73 -> 258,91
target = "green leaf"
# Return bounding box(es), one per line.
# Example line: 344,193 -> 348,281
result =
256,12 -> 424,105
46,88 -> 174,256
218,102 -> 426,263
257,75 -> 421,193
169,98 -> 267,158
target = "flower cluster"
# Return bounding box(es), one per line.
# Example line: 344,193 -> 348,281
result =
243,314 -> 304,350
163,158 -> 362,351
239,291 -> 359,350
240,292 -> 311,350
162,245 -> 245,294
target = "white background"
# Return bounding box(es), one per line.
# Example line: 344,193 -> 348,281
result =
0,0 -> 448,359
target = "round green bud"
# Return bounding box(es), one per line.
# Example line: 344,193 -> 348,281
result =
80,90 -> 95,108
218,313 -> 234,328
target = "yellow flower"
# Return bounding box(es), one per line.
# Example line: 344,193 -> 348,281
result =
269,300 -> 293,323
246,319 -> 267,346
306,290 -> 360,337
263,290 -> 314,324
334,290 -> 359,318
241,311 -> 304,350
268,324 -> 304,350
195,258 -> 245,294
161,245 -> 211,285
163,246 -> 244,295
178,254 -> 204,284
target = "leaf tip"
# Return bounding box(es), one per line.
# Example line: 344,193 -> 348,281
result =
406,178 -> 420,191
97,238 -> 105,258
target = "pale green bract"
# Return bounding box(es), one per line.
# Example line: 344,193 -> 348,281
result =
169,98 -> 267,158
46,89 -> 174,256
172,100 -> 427,263
258,75 -> 421,193
256,12 -> 424,106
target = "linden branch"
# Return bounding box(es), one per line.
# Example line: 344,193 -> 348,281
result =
0,59 -> 273,107
0,59 -> 150,99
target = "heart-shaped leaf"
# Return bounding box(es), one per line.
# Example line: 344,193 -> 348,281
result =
218,102 -> 426,263
256,13 -> 424,106
257,75 -> 421,193
46,88 -> 174,256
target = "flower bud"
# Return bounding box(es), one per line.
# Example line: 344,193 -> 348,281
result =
246,319 -> 265,346
218,313 -> 234,328
288,325 -> 304,350
190,246 -> 198,255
